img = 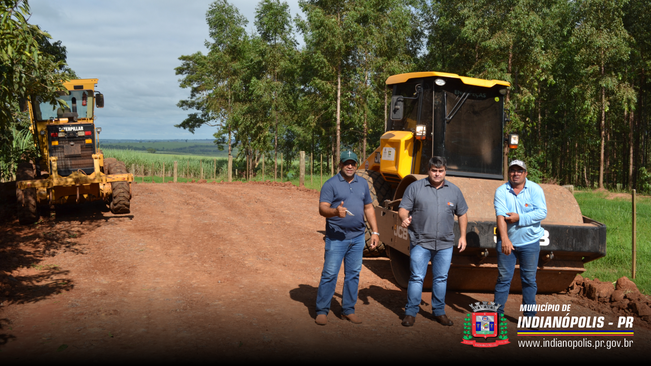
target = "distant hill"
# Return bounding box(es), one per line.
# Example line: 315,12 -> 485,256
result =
101,139 -> 216,143
100,139 -> 234,157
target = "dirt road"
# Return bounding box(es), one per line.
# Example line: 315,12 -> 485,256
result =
0,182 -> 649,362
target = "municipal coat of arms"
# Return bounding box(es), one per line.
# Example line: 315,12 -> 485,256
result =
462,301 -> 509,348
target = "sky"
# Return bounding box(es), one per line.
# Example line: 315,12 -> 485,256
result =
29,0 -> 303,140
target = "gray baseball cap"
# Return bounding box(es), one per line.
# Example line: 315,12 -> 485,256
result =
509,160 -> 527,170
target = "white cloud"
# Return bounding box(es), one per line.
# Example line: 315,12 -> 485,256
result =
29,0 -> 303,140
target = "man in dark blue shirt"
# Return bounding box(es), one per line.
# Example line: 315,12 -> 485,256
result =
315,151 -> 380,326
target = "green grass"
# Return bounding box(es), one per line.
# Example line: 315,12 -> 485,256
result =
248,173 -> 332,191
99,139 -> 232,157
575,190 -> 651,294
131,172 -> 333,188
104,148 -> 228,180
103,147 -> 335,188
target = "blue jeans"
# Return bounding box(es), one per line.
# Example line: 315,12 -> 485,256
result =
316,233 -> 365,316
494,241 -> 540,316
405,244 -> 453,317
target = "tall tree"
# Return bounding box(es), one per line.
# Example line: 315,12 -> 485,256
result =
0,0 -> 66,130
451,0 -> 562,177
254,0 -> 297,179
176,0 -> 250,180
623,0 -> 651,190
0,0 -> 71,180
570,0 -> 631,189
345,0 -> 415,159
297,0 -> 357,166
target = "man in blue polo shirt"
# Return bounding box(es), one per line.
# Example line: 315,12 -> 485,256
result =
493,160 -> 547,317
398,156 -> 468,327
315,151 -> 380,326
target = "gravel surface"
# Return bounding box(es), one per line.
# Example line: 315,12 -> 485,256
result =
1,181 -> 648,362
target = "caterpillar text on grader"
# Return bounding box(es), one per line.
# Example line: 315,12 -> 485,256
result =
356,71 -> 606,293
15,78 -> 133,224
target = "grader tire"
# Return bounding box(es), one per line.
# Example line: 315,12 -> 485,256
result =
16,162 -> 38,225
355,169 -> 394,257
103,157 -> 117,174
106,159 -> 131,214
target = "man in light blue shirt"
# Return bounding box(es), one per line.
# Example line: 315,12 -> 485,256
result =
493,160 -> 547,317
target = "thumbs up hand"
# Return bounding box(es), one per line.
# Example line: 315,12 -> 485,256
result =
336,201 -> 347,218
401,215 -> 412,228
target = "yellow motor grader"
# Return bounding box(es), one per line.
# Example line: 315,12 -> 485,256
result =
356,71 -> 606,293
15,78 -> 132,224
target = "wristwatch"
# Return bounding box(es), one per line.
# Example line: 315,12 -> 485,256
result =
371,232 -> 380,236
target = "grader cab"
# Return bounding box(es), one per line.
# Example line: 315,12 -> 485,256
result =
15,78 -> 132,224
356,71 -> 606,293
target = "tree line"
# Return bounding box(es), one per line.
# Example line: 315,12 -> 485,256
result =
2,1 -> 650,192
0,0 -> 77,181
176,0 -> 651,192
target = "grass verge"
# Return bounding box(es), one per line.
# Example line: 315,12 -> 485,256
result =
575,190 -> 650,294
